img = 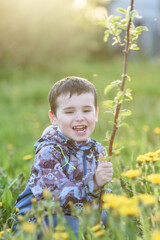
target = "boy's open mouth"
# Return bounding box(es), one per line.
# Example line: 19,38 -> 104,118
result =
72,125 -> 87,133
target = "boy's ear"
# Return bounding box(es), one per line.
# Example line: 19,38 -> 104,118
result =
48,110 -> 57,126
95,107 -> 99,122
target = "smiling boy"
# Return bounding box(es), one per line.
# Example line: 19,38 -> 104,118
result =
15,76 -> 113,235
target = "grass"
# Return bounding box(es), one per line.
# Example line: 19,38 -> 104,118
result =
0,58 -> 160,178
1,57 -> 160,239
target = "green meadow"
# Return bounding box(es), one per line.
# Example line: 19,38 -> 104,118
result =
1,58 -> 160,180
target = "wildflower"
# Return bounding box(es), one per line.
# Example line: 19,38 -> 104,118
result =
143,125 -> 150,132
156,149 -> 160,154
91,224 -> 101,232
138,194 -> 156,205
22,222 -> 36,233
103,194 -> 128,209
118,205 -> 140,216
7,144 -> 14,150
31,198 -> 37,204
23,154 -> 33,161
55,225 -> 65,232
17,215 -> 24,221
154,128 -> 160,135
0,202 -> 2,208
151,230 -> 160,240
93,230 -> 105,237
115,150 -> 120,156
43,188 -> 52,199
147,174 -> 160,184
7,228 -> 11,232
16,208 -> 19,213
0,231 -> 4,237
121,169 -> 141,179
136,155 -> 145,163
53,232 -> 69,240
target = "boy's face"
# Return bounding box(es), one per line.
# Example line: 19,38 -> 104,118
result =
49,93 -> 98,142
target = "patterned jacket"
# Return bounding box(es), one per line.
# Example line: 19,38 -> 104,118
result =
15,126 -> 105,215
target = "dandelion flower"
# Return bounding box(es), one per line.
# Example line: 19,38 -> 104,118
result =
22,222 -> 36,233
0,231 -> 4,237
31,198 -> 37,204
138,194 -> 156,205
103,194 -> 128,209
136,155 -> 145,163
154,128 -> 160,135
43,188 -> 52,199
118,205 -> 140,216
16,208 -> 19,213
91,224 -> 101,232
53,232 -> 69,240
55,225 -> 65,232
0,202 -> 2,208
147,174 -> 160,184
151,230 -> 160,240
121,169 -> 141,179
143,125 -> 150,132
23,154 -> 33,161
93,230 -> 105,237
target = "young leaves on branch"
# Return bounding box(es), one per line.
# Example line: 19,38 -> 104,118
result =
99,6 -> 148,51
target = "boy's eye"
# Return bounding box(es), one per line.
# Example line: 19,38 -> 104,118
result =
65,111 -> 73,114
84,109 -> 92,112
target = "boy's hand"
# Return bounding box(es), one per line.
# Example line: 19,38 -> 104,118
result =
94,154 -> 113,190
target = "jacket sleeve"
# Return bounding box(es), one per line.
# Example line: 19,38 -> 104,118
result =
28,145 -> 97,207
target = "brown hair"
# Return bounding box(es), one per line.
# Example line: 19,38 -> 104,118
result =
48,76 -> 97,115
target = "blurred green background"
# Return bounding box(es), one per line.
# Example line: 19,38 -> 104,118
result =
0,0 -> 160,179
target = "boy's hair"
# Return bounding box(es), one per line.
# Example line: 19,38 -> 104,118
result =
48,76 -> 97,115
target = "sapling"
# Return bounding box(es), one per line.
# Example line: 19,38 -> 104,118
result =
99,0 -> 148,207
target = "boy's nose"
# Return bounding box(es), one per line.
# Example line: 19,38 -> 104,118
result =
75,112 -> 84,121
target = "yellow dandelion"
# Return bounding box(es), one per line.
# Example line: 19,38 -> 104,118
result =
152,157 -> 160,162
91,224 -> 101,232
143,125 -> 150,132
0,231 -> 4,237
55,225 -> 65,232
156,149 -> 160,154
17,215 -> 24,221
7,144 -> 14,150
147,174 -> 160,184
103,194 -> 128,209
31,198 -> 37,204
93,230 -> 105,237
115,150 -> 120,156
136,155 -> 145,163
154,128 -> 160,135
121,169 -> 141,179
43,188 -> 52,199
145,152 -> 158,158
23,154 -> 33,161
151,230 -> 160,240
53,232 -> 69,240
0,202 -> 2,208
22,222 -> 36,233
118,205 -> 140,216
138,194 -> 156,205
16,208 -> 19,213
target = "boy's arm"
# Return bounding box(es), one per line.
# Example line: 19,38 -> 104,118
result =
28,146 -> 99,207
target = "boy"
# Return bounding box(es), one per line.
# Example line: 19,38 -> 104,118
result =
15,76 -> 113,235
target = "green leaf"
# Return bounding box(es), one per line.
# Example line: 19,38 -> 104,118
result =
103,100 -> 115,110
116,8 -> 127,14
111,16 -> 122,23
136,26 -> 149,32
104,30 -> 110,42
130,44 -> 140,50
2,187 -> 12,206
99,21 -> 107,27
104,80 -> 122,95
120,109 -> 132,117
